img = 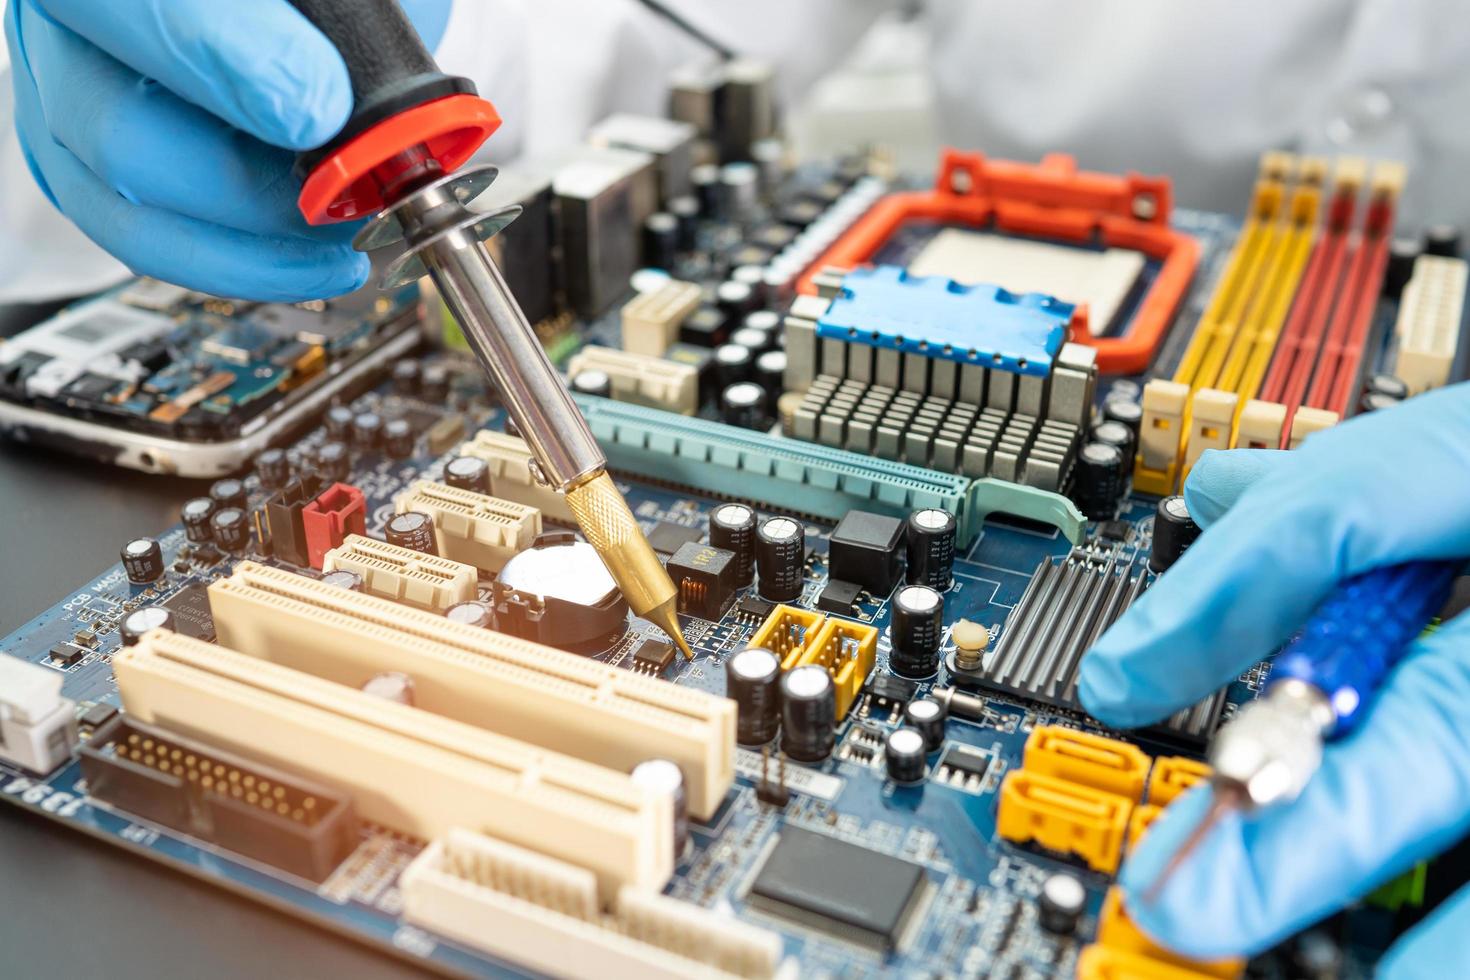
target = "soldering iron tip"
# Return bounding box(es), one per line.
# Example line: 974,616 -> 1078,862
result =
645,598 -> 695,660
1141,783 -> 1243,905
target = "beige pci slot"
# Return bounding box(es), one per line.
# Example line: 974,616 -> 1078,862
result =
621,279 -> 702,356
394,480 -> 540,573
458,429 -> 577,523
566,345 -> 699,416
115,631 -> 673,896
322,534 -> 478,611
208,563 -> 735,818
402,829 -> 781,980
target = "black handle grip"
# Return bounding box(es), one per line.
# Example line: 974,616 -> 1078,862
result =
289,0 -> 477,175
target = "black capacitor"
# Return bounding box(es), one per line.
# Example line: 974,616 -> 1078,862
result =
351,412 -> 384,449
180,497 -> 216,544
903,697 -> 947,753
721,162 -> 760,222
392,359 -> 421,394
386,511 -> 438,555
1038,873 -> 1087,935
643,212 -> 680,270
691,163 -> 722,216
210,507 -> 251,552
716,280 -> 756,320
1073,441 -> 1126,519
1366,373 -> 1410,401
710,503 -> 758,586
1425,224 -> 1462,258
885,727 -> 928,784
680,306 -> 728,347
756,516 -> 805,602
320,569 -> 364,591
714,342 -> 753,390
744,309 -> 781,336
666,194 -> 700,250
317,441 -> 351,483
729,326 -> 771,356
1383,236 -> 1422,299
905,508 -> 956,590
1102,397 -> 1144,438
890,585 -> 944,679
754,350 -> 787,402
383,418 -> 414,458
1150,495 -> 1200,573
420,363 -> 451,402
727,647 -> 782,745
1359,390 -> 1402,414
721,382 -> 767,430
444,455 -> 491,494
445,600 -> 494,628
254,448 -> 290,489
325,405 -> 354,439
571,368 -> 613,398
209,477 -> 247,511
1090,419 -> 1136,466
780,665 -> 836,762
119,606 -> 174,646
120,537 -> 165,584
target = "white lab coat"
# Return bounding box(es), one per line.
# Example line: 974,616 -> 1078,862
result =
0,0 -> 1465,303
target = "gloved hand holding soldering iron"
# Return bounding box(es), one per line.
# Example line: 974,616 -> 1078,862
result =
1079,383 -> 1470,976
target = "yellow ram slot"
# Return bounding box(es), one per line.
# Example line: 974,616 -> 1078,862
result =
207,562 -> 735,819
402,829 -> 782,980
1173,152 -> 1294,389
1021,725 -> 1152,802
322,534 -> 478,611
1148,756 -> 1213,806
996,769 -> 1132,874
1099,888 -> 1244,979
394,480 -> 541,573
798,616 -> 876,721
115,631 -> 674,897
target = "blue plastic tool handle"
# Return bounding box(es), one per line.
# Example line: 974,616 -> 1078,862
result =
1270,560 -> 1462,736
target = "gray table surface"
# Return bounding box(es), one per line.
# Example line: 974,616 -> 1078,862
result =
0,439 -> 431,979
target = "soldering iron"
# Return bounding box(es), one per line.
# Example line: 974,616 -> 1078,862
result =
280,0 -> 692,657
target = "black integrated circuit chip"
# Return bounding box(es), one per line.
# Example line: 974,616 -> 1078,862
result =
161,584 -> 216,641
816,579 -> 862,614
631,638 -> 677,676
648,521 -> 704,558
749,825 -> 927,950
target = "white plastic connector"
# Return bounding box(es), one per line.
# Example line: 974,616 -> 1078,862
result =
393,481 -> 540,573
0,658 -> 77,774
567,345 -> 699,416
116,631 -> 673,896
1394,255 -> 1467,395
208,562 -> 735,819
1181,387 -> 1238,474
322,534 -> 478,611
621,280 -> 702,356
458,430 -> 576,523
1235,399 -> 1287,449
402,829 -> 782,980
1288,406 -> 1339,448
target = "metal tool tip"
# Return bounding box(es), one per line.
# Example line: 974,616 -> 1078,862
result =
645,599 -> 695,660
1141,783 -> 1243,905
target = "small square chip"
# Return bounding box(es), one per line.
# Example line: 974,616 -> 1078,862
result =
161,584 -> 216,641
816,579 -> 862,614
631,638 -> 677,676
749,825 -> 927,950
648,521 -> 704,558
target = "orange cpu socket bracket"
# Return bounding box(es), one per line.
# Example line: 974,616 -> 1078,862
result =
798,150 -> 1201,374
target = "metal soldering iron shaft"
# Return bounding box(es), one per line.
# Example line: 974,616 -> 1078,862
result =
383,181 -> 691,657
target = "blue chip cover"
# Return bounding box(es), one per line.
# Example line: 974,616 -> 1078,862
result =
815,265 -> 1073,376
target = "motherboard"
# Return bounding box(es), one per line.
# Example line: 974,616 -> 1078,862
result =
2,92 -> 1465,980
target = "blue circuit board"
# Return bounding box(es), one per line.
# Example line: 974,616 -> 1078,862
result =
0,183 -> 1416,978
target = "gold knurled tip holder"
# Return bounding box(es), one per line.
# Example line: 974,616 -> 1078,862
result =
564,469 -> 693,659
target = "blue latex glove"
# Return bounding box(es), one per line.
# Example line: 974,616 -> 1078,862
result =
6,0 -> 450,302
1077,383 -> 1470,974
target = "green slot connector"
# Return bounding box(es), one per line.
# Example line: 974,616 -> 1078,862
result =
572,395 -> 1085,545
967,478 -> 1085,545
